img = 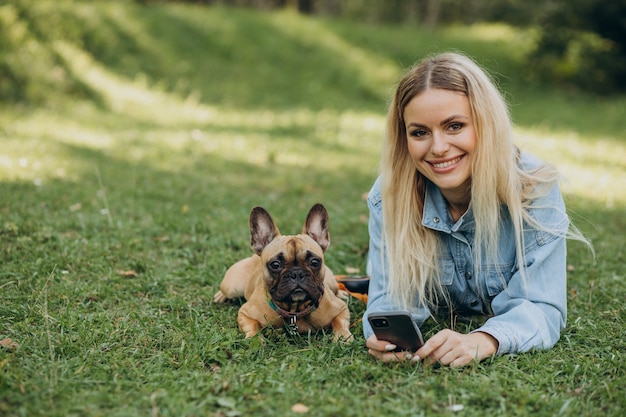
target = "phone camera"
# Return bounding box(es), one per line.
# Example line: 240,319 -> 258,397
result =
371,318 -> 389,328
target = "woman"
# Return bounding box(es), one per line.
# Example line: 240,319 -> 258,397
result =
363,52 -> 589,367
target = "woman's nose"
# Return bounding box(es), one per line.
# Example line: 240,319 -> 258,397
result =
430,132 -> 450,156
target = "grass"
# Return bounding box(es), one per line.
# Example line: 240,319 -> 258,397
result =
1,1 -> 625,416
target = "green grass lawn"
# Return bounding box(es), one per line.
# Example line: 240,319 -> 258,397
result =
1,2 -> 625,416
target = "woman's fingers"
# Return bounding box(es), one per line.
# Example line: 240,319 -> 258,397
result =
366,334 -> 414,362
416,329 -> 498,367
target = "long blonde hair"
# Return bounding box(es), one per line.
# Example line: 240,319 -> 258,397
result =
381,52 -> 586,310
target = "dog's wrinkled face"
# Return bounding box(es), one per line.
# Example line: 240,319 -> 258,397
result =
249,204 -> 330,312
262,236 -> 325,309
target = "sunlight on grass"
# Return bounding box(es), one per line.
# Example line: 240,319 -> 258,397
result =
3,101 -> 624,213
1,108 -> 384,182
53,40 -> 216,124
2,38 -> 385,182
1,12 -> 623,210
516,128 -> 626,208
445,23 -> 521,43
52,38 -> 386,145
268,10 -> 399,91
1,39 -> 623,207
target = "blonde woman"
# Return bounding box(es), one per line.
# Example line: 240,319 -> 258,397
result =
364,52 -> 589,367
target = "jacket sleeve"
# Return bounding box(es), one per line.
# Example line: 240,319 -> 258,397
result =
474,182 -> 570,354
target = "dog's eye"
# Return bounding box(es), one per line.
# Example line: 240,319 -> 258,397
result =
309,258 -> 321,269
268,260 -> 282,271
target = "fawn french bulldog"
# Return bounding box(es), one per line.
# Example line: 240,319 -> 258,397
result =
214,204 -> 352,342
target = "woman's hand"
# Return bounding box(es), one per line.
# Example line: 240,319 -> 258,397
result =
366,334 -> 415,363
415,329 -> 498,368
367,330 -> 498,367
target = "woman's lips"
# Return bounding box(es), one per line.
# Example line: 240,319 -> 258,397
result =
429,155 -> 463,170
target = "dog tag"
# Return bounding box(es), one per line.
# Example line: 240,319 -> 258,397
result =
286,316 -> 298,336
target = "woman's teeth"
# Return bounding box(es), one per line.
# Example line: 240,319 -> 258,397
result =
432,156 -> 461,168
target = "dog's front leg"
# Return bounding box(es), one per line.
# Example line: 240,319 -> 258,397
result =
237,302 -> 280,338
236,303 -> 263,338
331,305 -> 353,342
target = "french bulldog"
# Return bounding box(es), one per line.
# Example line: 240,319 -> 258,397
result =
213,204 -> 352,342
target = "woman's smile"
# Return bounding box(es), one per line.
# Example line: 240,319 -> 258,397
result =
429,155 -> 464,171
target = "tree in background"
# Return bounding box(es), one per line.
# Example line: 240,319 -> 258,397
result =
527,0 -> 626,94
310,0 -> 626,95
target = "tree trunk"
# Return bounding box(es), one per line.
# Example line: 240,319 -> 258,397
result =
424,0 -> 441,28
297,0 -> 313,14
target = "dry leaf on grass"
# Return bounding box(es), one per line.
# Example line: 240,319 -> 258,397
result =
116,270 -> 138,277
0,338 -> 19,350
291,403 -> 309,413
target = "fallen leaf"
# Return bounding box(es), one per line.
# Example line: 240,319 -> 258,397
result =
116,270 -> 138,277
291,403 -> 309,413
0,338 -> 18,350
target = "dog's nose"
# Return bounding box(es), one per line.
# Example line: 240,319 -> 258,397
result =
287,269 -> 309,282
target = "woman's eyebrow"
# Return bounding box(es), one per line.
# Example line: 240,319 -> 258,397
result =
406,115 -> 469,128
440,114 -> 468,126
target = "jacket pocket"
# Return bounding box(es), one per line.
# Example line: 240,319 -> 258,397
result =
438,258 -> 455,286
483,264 -> 514,297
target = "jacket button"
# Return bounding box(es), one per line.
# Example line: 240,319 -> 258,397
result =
433,217 -> 440,223
465,271 -> 472,279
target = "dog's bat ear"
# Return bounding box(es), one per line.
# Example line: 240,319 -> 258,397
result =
250,207 -> 280,255
303,203 -> 330,252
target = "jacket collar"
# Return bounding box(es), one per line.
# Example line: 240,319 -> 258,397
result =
421,180 -> 475,233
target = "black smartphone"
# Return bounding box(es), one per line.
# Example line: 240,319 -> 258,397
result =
367,311 -> 424,352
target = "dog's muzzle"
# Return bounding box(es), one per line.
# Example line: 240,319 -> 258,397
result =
270,267 -> 323,303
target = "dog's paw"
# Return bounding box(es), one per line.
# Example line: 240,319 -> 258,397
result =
213,290 -> 227,303
336,289 -> 350,300
333,331 -> 354,344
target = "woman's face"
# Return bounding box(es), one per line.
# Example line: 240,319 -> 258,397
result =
404,88 -> 476,202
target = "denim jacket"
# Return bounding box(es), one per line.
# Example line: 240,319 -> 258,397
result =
363,152 -> 569,354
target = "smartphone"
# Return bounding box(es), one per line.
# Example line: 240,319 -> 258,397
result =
367,311 -> 424,352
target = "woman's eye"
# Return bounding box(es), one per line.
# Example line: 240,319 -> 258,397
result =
448,122 -> 464,131
409,129 -> 428,138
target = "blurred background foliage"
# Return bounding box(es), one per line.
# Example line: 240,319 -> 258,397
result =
1,0 -> 624,106
138,0 -> 626,94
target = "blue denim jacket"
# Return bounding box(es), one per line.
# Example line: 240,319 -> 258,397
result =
363,152 -> 569,354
